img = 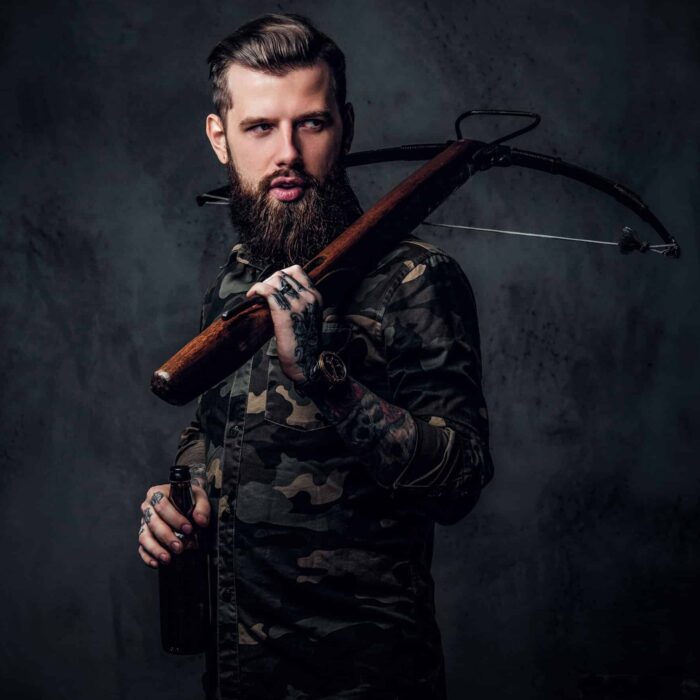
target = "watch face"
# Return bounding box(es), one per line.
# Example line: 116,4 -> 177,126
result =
319,351 -> 347,384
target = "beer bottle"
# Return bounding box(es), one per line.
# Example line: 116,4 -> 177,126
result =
158,465 -> 209,654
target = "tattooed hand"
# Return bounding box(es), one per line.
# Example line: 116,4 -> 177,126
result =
246,264 -> 323,383
137,480 -> 211,569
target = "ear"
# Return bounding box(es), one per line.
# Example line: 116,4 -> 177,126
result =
341,102 -> 355,155
205,113 -> 230,164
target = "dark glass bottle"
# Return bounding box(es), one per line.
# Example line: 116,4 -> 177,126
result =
158,465 -> 210,655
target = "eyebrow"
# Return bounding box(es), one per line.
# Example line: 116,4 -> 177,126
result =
238,110 -> 334,129
296,110 -> 333,123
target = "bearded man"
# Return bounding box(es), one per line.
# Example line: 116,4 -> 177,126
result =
138,13 -> 494,700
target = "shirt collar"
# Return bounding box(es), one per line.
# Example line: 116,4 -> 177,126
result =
226,242 -> 259,270
224,242 -> 280,282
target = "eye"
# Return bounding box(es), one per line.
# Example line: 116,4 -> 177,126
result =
247,123 -> 272,134
300,118 -> 325,130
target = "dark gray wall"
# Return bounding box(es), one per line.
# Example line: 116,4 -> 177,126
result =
1,1 -> 698,698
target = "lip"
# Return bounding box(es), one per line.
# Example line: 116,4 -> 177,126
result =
270,176 -> 306,188
268,176 -> 307,202
269,186 -> 305,202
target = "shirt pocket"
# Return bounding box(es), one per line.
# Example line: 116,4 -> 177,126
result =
263,321 -> 352,432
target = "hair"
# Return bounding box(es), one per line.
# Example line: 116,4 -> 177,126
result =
207,13 -> 347,119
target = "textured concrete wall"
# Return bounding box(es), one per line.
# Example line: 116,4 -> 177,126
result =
1,1 -> 698,698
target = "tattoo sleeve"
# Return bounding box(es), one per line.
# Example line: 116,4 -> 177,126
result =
311,379 -> 418,488
291,304 -> 321,380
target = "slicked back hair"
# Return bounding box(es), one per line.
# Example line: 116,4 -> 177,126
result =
207,13 -> 347,120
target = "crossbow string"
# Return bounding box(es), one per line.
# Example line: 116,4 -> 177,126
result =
196,109 -> 681,259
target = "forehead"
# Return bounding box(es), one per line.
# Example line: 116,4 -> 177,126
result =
225,61 -> 336,118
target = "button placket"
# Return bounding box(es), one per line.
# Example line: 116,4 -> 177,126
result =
217,356 -> 254,699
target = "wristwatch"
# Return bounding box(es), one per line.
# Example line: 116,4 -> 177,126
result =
295,350 -> 348,397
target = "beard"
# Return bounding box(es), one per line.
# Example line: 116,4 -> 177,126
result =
226,156 -> 362,269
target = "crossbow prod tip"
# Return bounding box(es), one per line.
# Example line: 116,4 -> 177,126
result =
618,226 -> 681,257
618,227 -> 650,254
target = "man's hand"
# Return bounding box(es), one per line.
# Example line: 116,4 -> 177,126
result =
137,483 -> 210,568
246,265 -> 323,383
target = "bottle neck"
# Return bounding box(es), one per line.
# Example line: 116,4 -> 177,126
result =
169,480 -> 195,518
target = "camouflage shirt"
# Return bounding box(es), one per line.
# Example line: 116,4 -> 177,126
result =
175,236 -> 494,700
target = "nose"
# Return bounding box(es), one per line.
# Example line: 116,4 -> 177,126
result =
274,122 -> 302,170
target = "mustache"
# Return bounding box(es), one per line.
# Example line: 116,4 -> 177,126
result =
259,167 -> 318,193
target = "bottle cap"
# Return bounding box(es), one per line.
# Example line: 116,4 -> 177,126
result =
169,465 -> 191,482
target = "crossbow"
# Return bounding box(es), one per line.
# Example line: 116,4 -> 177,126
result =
151,110 -> 680,405
196,109 -> 681,258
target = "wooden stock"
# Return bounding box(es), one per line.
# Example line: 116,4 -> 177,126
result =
151,138 -> 483,405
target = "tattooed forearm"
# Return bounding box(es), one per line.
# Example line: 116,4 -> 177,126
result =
313,379 -> 417,482
291,305 -> 321,380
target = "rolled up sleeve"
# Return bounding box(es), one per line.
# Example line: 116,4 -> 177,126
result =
174,412 -> 207,468
381,252 -> 494,525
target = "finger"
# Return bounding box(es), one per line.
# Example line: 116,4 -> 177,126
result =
246,281 -> 278,299
138,544 -> 160,568
146,483 -> 170,503
192,484 -> 211,527
282,265 -> 323,305
255,267 -> 303,291
141,502 -> 184,553
267,290 -> 292,310
280,270 -> 305,292
139,522 -> 171,565
148,490 -> 193,535
189,465 -> 207,489
286,264 -> 315,288
258,269 -> 301,289
276,273 -> 301,299
246,281 -> 293,310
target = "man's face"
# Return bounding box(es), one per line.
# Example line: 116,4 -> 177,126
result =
205,60 -> 358,267
220,61 -> 346,199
